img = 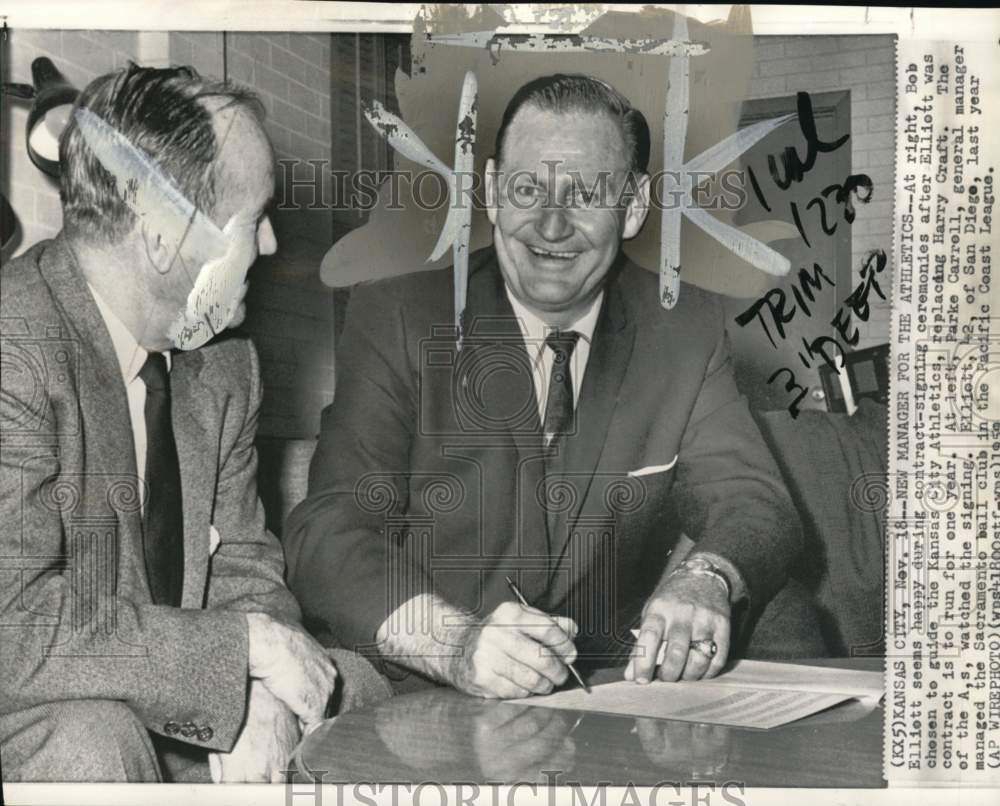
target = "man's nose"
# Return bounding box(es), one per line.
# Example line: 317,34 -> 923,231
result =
534,205 -> 573,242
257,216 -> 278,255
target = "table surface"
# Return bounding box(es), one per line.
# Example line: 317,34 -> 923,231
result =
295,658 -> 885,788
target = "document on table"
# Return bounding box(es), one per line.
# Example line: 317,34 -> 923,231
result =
510,660 -> 884,730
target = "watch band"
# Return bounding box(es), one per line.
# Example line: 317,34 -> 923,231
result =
669,555 -> 732,600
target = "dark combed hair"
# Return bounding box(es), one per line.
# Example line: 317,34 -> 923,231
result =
60,62 -> 265,244
493,73 -> 651,175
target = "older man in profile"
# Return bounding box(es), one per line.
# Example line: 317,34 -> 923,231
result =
0,64 -> 387,783
286,74 -> 821,699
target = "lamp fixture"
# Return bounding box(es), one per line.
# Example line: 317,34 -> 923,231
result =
2,57 -> 79,178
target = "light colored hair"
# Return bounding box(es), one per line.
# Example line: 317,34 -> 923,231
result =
60,62 -> 265,244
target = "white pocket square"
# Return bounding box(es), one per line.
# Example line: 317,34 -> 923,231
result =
209,524 -> 221,556
627,455 -> 678,478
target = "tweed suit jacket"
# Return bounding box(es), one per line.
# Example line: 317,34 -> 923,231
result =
285,247 -> 803,663
0,236 -> 300,752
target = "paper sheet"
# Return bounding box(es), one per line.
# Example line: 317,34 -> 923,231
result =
697,659 -> 884,705
510,660 -> 884,730
629,631 -> 883,703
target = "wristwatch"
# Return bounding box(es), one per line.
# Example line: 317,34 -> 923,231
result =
670,555 -> 732,601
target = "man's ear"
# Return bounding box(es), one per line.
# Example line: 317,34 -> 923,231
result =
139,219 -> 176,275
484,157 -> 499,226
622,172 -> 651,240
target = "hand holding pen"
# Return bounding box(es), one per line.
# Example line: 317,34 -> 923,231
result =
505,576 -> 591,694
439,581 -> 584,699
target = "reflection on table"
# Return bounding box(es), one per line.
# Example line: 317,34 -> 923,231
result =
295,659 -> 884,788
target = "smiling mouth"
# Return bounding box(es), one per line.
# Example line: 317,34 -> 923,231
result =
527,245 -> 580,260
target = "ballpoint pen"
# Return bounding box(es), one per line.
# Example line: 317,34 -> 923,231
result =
504,575 -> 592,694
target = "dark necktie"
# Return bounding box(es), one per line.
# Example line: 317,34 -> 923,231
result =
541,330 -> 580,549
139,353 -> 185,607
542,330 -> 581,445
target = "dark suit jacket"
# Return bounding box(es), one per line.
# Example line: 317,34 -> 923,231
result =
285,248 -> 802,662
0,237 -> 300,751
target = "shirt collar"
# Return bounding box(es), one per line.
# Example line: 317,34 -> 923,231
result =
504,286 -> 604,356
87,284 -> 169,382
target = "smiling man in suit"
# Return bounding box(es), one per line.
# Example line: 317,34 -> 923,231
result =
0,64 -> 388,782
286,74 -> 816,699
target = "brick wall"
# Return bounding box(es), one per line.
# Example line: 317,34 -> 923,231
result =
168,31 -> 224,77
3,30 -> 142,253
750,34 -> 896,350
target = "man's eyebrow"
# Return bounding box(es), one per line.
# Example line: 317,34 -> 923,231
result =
507,171 -> 544,187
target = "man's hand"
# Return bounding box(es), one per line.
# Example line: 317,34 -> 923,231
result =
472,702 -> 578,779
209,681 -> 299,783
633,717 -> 732,778
246,612 -> 338,726
625,571 -> 730,683
448,602 -> 579,699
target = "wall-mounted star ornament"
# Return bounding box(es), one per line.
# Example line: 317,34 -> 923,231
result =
365,71 -> 478,347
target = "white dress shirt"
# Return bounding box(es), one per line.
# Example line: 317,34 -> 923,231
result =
504,287 -> 604,431
88,284 -> 170,510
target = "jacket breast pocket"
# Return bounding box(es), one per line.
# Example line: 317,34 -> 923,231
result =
617,458 -> 677,530
626,454 -> 678,479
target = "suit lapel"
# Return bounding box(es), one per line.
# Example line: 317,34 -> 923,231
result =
460,252 -> 543,448
169,349 -> 217,609
458,253 -> 548,563
39,238 -> 218,608
548,262 -> 635,576
37,239 -> 149,599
